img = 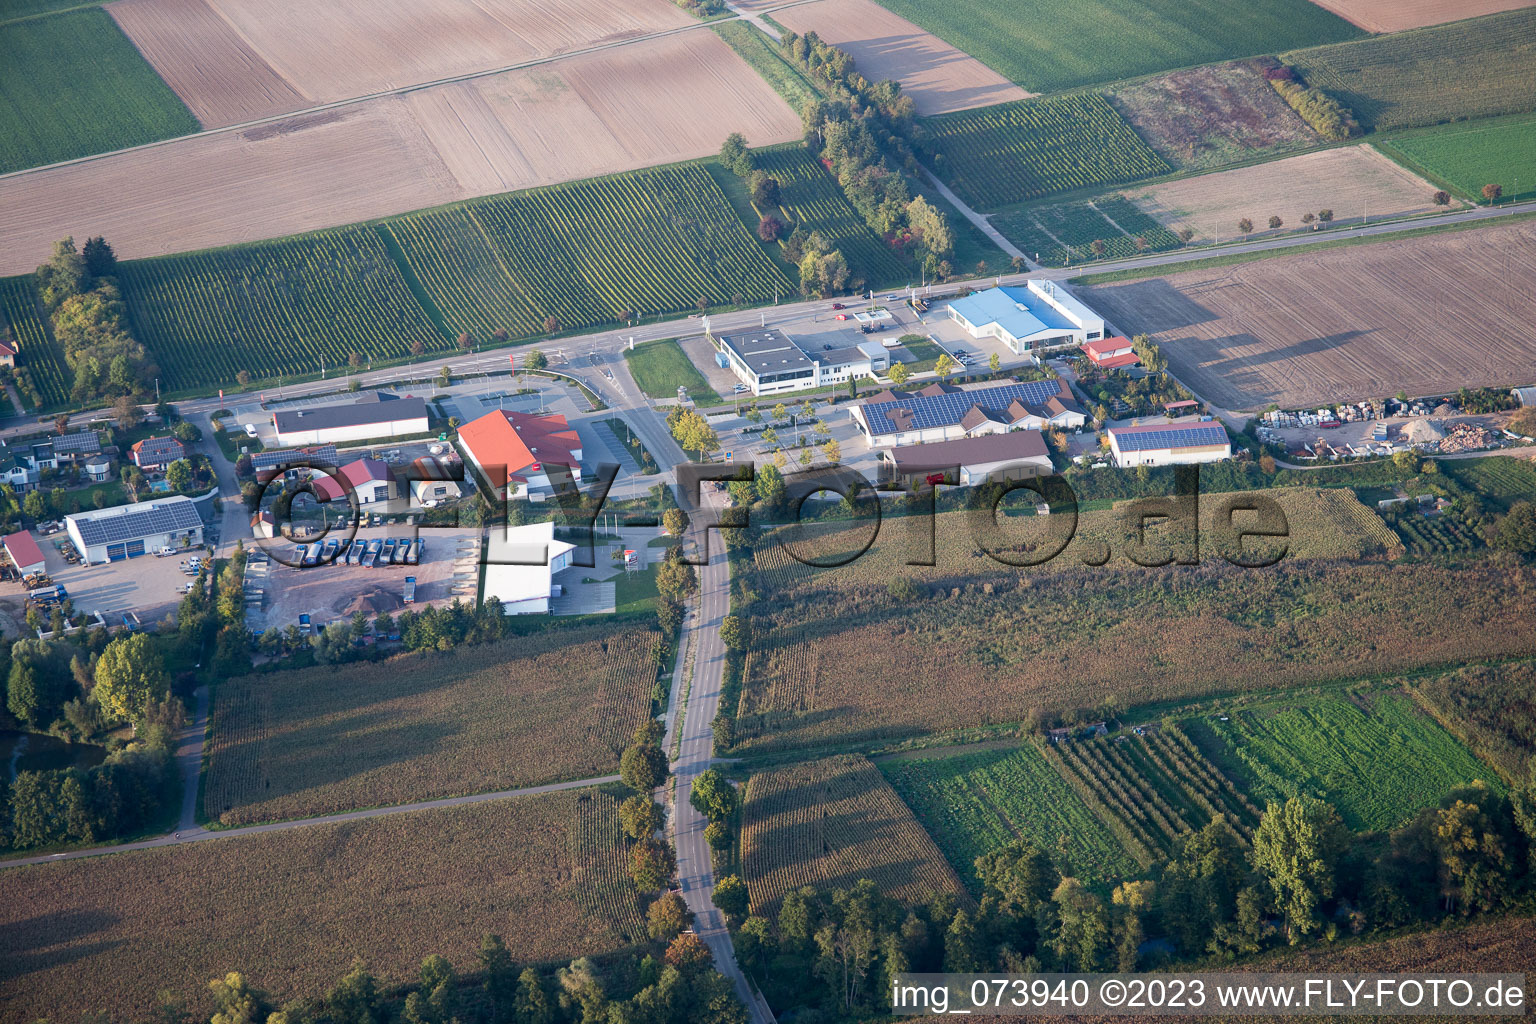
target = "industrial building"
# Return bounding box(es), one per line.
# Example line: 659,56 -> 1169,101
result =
313,457 -> 394,504
66,495 -> 203,564
849,379 -> 1086,448
947,281 -> 1106,360
1108,420 -> 1232,468
711,327 -> 889,397
879,430 -> 1054,486
271,392 -> 429,446
3,531 -> 46,576
457,410 -> 582,499
482,521 -> 576,614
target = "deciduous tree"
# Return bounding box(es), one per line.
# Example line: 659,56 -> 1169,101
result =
92,633 -> 170,726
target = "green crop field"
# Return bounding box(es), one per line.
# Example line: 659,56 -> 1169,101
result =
0,8 -> 200,174
1284,9 -> 1536,132
925,96 -> 1173,210
0,0 -> 104,22
712,20 -> 820,114
996,195 -> 1182,267
119,226 -> 443,392
1187,691 -> 1498,832
382,164 -> 791,343
1445,456 -> 1536,511
874,0 -> 1359,93
624,338 -> 720,405
1379,114 -> 1536,204
880,743 -> 1140,886
750,146 -> 912,287
0,275 -> 72,408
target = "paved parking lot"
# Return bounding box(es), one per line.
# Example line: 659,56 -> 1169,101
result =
29,535 -> 208,626
249,526 -> 481,633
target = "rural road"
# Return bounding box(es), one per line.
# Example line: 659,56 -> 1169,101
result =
176,685 -> 210,832
0,773 -> 620,870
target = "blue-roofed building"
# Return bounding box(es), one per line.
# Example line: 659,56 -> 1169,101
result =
1108,420 -> 1231,468
947,281 -> 1106,359
849,379 -> 1086,448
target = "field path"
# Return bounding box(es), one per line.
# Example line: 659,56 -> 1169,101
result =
0,772 -> 620,869
917,166 -> 1028,264
177,684 -> 209,831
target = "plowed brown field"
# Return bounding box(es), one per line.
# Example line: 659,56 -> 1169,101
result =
772,0 -> 1029,114
1305,0 -> 1535,32
0,31 -> 800,275
1080,220 -> 1536,410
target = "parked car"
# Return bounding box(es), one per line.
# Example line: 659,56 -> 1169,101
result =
243,423 -> 259,438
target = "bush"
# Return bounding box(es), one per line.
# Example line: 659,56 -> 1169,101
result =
1270,75 -> 1359,141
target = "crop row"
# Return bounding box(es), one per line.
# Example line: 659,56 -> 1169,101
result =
571,789 -> 649,944
1393,513 -> 1479,556
1048,739 -> 1182,860
996,195 -> 1182,268
0,274 -> 72,407
924,94 -> 1172,210
387,164 -> 792,341
1148,727 -> 1262,834
118,226 -> 445,392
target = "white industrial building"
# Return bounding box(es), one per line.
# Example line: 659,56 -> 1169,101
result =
66,495 -> 203,564
1108,420 -> 1232,468
849,379 -> 1086,448
482,521 -> 576,615
711,327 -> 889,397
947,281 -> 1106,360
271,393 -> 429,446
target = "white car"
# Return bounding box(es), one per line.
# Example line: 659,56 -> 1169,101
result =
243,423 -> 259,438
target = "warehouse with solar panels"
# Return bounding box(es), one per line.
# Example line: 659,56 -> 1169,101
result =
65,495 -> 204,564
1107,420 -> 1232,468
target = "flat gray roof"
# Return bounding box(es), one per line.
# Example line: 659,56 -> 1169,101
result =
718,329 -> 813,377
273,394 -> 428,434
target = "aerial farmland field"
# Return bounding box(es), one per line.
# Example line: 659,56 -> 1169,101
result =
202,627 -> 659,825
0,31 -> 800,277
1302,0 -> 1536,35
768,0 -> 1029,115
738,754 -> 968,914
0,7 -> 200,174
868,0 -> 1361,93
923,95 -> 1173,210
1079,220 -> 1536,410
1282,8 -> 1536,132
0,276 -> 73,408
730,498 -> 1536,755
1378,113 -> 1536,204
1123,144 -> 1452,245
0,791 -> 646,1023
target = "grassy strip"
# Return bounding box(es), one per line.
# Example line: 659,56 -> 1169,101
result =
711,20 -> 820,112
623,338 -> 721,405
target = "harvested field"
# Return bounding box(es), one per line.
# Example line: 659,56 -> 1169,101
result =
1079,220 -> 1536,411
728,501 -> 1536,755
739,754 -> 968,915
1304,0 -> 1536,33
107,0 -> 309,126
202,626 -> 659,825
108,0 -> 691,114
769,0 -> 1029,115
0,790 -> 646,1023
1125,144 -> 1452,245
1107,62 -> 1319,172
0,31 -> 800,276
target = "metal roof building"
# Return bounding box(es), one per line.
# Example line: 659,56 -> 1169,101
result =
3,530 -> 46,575
713,327 -> 888,397
947,281 -> 1107,359
66,495 -> 204,564
849,379 -> 1086,447
271,393 -> 429,446
1108,420 -> 1231,468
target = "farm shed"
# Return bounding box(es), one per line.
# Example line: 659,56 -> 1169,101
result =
482,521 -> 576,615
3,530 -> 46,576
408,457 -> 463,507
1514,387 -> 1536,407
66,495 -> 203,564
1108,420 -> 1232,467
880,429 -> 1053,486
271,393 -> 428,446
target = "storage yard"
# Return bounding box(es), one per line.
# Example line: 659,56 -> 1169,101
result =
1079,220 -> 1536,410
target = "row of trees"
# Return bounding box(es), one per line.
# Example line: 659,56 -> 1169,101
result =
34,236 -> 159,406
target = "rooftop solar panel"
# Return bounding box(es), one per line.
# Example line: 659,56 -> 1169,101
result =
861,380 -> 1076,435
70,499 -> 203,547
1112,424 -> 1228,452
252,444 -> 339,470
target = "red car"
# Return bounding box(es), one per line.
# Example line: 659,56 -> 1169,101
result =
834,313 -> 849,321
830,302 -> 846,310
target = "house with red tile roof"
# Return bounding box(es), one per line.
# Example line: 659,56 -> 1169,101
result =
1082,336 -> 1140,370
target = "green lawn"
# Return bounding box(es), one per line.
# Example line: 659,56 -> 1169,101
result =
622,339 -> 720,404
1378,113 -> 1536,204
1188,691 -> 1498,833
711,20 -> 819,113
880,744 -> 1141,887
874,0 -> 1360,93
0,0 -> 103,23
0,8 -> 200,174
1283,8 -> 1536,132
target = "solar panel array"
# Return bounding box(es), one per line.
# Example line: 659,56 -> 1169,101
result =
861,380 -> 1074,435
52,431 -> 101,454
135,436 -> 185,463
252,444 -> 338,470
70,499 -> 203,547
1112,424 -> 1228,452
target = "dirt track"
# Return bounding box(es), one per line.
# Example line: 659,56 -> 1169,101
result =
1080,220 -> 1536,411
771,0 -> 1029,115
0,31 -> 800,275
1305,0 -> 1535,31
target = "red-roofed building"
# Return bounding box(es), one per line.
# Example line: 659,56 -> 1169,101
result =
1082,336 -> 1140,370
3,530 -> 45,575
457,410 -> 583,499
313,457 -> 393,504
0,339 -> 16,368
